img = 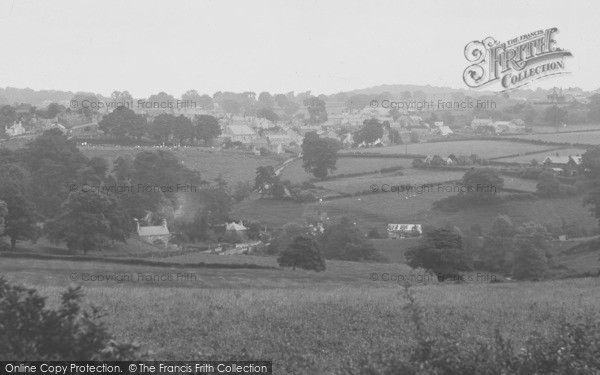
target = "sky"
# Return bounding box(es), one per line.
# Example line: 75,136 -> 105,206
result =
0,0 -> 597,98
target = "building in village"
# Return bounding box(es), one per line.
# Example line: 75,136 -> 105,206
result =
134,218 -> 170,246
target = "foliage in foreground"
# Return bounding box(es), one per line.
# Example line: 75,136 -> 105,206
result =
0,277 -> 147,360
340,284 -> 600,375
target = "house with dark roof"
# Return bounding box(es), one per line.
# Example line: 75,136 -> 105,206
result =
542,155 -> 583,176
134,218 -> 170,246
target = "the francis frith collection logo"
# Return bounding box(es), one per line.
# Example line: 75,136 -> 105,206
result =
463,27 -> 572,91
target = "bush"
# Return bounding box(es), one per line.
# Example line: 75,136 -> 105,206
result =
367,227 -> 383,239
0,277 -> 145,360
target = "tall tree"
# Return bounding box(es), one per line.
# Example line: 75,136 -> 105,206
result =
194,115 -> 220,144
277,236 -> 326,271
22,129 -> 89,218
258,92 -> 273,108
405,228 -> 473,281
318,217 -> 382,261
173,115 -> 194,144
46,191 -> 132,254
257,108 -> 279,124
149,113 -> 176,144
254,166 -> 282,198
303,96 -> 327,124
480,215 -> 516,273
354,119 -> 384,145
511,222 -> 551,280
301,132 -> 341,178
98,108 -> 146,140
461,168 -> 504,201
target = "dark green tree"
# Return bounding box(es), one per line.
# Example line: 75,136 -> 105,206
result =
354,118 -> 384,145
98,108 -> 146,140
194,115 -> 221,144
405,228 -> 473,281
277,235 -> 326,271
318,217 -> 383,261
254,166 -> 282,198
46,190 -> 132,254
480,215 -> 515,274
303,96 -> 327,124
511,222 -> 551,280
461,168 -> 504,200
301,132 -> 341,178
257,108 -> 279,123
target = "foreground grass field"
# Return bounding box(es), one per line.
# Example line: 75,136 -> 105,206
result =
1,257 -> 598,374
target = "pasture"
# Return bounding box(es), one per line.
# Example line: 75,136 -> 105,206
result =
340,140 -> 556,158
313,169 -> 465,195
501,176 -> 538,192
1,256 -> 598,374
494,147 -> 587,163
278,157 -> 414,183
79,146 -> 286,184
506,131 -> 600,145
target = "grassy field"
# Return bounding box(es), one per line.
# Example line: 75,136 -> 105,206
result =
234,182 -> 595,235
313,169 -> 465,195
79,146 -> 286,184
279,157 -> 413,183
340,140 -> 556,158
1,256 -> 599,374
495,147 -> 587,163
501,176 -> 538,192
506,131 -> 600,145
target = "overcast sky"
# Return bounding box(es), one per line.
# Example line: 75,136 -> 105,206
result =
0,0 -> 597,98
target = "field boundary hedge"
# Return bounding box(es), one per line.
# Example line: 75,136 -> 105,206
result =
0,251 -> 281,270
337,152 -> 426,159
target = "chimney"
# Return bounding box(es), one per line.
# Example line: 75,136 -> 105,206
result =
133,218 -> 140,232
162,219 -> 168,229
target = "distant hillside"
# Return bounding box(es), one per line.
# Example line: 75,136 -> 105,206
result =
0,87 -> 105,106
345,83 -> 560,101
347,84 -> 486,96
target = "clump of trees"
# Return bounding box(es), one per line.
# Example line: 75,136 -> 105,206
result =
99,111 -> 221,145
405,227 -> 473,281
536,172 -> 579,197
269,217 -> 386,263
433,168 -> 504,212
405,218 -> 554,281
469,215 -> 554,280
0,129 -> 245,253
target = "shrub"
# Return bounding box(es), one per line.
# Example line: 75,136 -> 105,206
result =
0,277 -> 145,360
367,227 -> 383,239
